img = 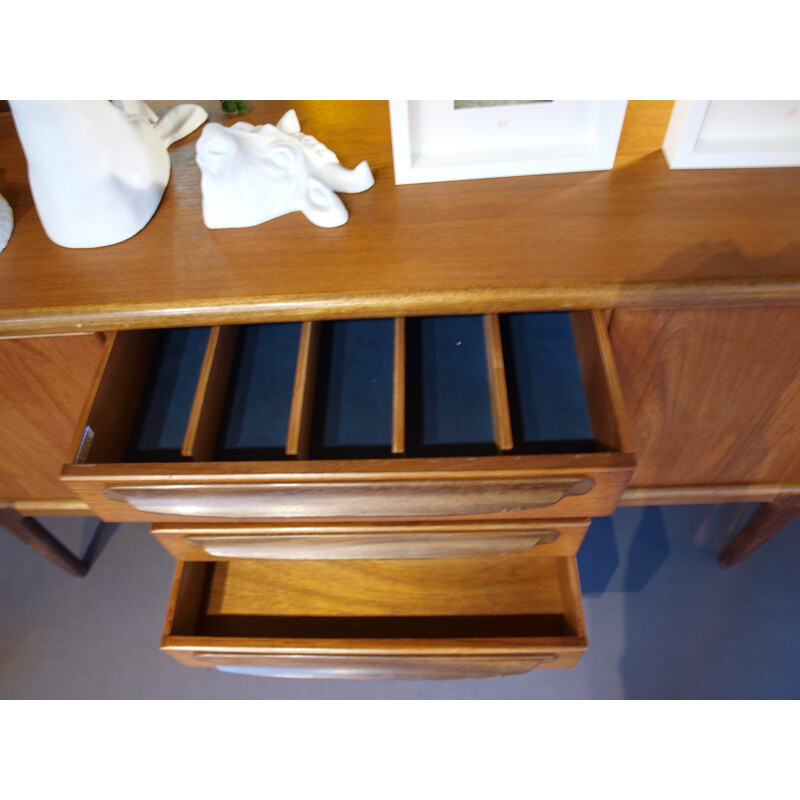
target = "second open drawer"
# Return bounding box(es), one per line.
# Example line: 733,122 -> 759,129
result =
62,310 -> 635,523
161,551 -> 588,678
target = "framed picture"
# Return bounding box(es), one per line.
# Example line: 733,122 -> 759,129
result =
662,100 -> 800,169
389,100 -> 628,185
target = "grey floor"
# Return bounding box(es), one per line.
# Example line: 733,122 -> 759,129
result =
1,503 -> 798,699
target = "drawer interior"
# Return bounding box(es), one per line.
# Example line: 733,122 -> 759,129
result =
73,310 -> 624,466
216,322 -> 303,461
309,318 -> 395,459
125,327 -> 212,462
164,553 -> 586,643
501,313 -> 594,453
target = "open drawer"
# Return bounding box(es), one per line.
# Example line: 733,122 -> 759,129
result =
151,518 -> 590,561
62,310 -> 635,523
161,552 -> 588,678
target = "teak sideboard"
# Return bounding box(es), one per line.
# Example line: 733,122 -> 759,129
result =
1,101 -> 799,680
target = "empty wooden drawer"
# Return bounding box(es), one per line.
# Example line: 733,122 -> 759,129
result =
161,552 -> 588,678
151,518 -> 590,561
62,310 -> 635,523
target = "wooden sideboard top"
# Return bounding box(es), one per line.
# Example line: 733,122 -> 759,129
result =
1,100 -> 799,336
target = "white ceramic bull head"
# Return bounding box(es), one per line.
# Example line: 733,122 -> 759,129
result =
196,109 -> 374,229
9,100 -> 207,248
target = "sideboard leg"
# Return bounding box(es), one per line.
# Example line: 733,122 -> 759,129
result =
720,495 -> 800,568
0,509 -> 88,577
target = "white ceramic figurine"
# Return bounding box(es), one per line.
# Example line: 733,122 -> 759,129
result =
196,109 -> 374,229
0,192 -> 12,253
9,101 -> 207,248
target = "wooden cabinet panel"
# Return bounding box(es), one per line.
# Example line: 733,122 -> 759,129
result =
610,307 -> 800,487
0,334 -> 106,500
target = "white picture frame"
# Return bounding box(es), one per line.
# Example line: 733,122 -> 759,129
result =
389,100 -> 628,185
662,100 -> 800,169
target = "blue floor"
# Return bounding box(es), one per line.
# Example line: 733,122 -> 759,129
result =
1,503 -> 798,699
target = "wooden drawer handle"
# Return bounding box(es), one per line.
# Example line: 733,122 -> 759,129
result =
104,477 -> 594,519
185,530 -> 559,559
195,652 -> 558,679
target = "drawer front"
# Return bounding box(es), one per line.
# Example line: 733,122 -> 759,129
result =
152,519 -> 590,561
188,653 -> 561,680
63,458 -> 633,523
161,555 -> 588,676
63,310 -> 634,523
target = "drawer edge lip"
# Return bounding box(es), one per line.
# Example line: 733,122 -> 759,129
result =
150,518 -> 593,534
61,453 -> 637,482
161,636 -> 589,656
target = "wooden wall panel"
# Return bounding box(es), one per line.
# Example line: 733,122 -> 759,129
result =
610,307 -> 800,487
0,334 -> 105,499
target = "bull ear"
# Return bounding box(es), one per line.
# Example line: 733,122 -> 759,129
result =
299,175 -> 349,227
277,109 -> 301,134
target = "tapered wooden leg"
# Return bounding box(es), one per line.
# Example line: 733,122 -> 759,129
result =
0,509 -> 88,577
720,495 -> 800,568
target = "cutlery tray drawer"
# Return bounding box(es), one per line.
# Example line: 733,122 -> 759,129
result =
63,310 -> 634,522
161,551 -> 588,678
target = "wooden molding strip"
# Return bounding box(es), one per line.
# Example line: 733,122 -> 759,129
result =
620,483 -> 800,506
1,499 -> 93,516
4,279 -> 800,338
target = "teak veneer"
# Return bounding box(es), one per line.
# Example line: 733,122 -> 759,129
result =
2,100 -> 799,679
1,101 -> 799,338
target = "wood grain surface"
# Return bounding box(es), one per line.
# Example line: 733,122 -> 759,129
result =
2,101 -> 800,337
611,307 -> 800,486
205,556 -> 568,617
0,334 -> 105,499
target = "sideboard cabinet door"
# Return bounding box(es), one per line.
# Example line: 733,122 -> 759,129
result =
609,307 -> 800,489
0,334 -> 106,501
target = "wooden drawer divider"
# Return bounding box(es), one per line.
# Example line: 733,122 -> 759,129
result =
483,313 -> 514,453
285,321 -> 321,459
182,326 -> 239,462
392,317 -> 406,455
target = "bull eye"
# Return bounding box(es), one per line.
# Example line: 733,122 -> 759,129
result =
262,142 -> 302,173
264,151 -> 291,170
202,136 -> 234,158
